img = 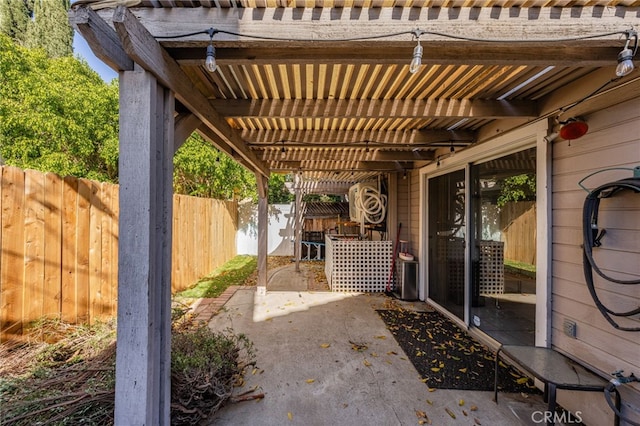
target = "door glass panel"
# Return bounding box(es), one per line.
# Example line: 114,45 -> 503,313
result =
470,148 -> 537,345
428,169 -> 466,320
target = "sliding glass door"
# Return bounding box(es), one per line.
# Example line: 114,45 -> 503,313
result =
427,169 -> 466,320
469,148 -> 537,345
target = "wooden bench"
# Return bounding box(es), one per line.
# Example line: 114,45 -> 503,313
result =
494,345 -> 619,426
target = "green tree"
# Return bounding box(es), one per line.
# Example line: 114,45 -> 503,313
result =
0,34 -> 119,181
497,173 -> 536,207
0,0 -> 33,45
268,173 -> 294,203
173,134 -> 257,200
24,0 -> 72,58
173,134 -> 294,202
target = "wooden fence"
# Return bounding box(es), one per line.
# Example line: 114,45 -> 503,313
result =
0,166 -> 237,341
501,201 -> 537,266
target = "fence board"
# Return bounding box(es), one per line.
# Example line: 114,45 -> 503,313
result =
24,169 -> 45,326
89,180 -> 102,323
44,173 -> 63,318
76,179 -> 91,324
100,182 -> 113,319
109,184 -> 119,318
62,177 -> 78,323
1,167 -> 25,340
0,166 -> 238,340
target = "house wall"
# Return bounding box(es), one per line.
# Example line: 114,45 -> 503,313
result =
408,169 -> 421,255
397,174 -> 410,244
551,97 -> 640,425
394,170 -> 421,256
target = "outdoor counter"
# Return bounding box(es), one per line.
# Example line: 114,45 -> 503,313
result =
324,235 -> 393,292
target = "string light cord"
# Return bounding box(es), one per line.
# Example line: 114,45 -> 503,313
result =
557,76 -> 623,116
155,27 -> 635,45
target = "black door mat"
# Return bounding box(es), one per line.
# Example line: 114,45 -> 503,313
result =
377,309 -> 540,393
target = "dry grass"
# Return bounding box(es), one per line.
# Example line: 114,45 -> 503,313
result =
0,315 -> 255,425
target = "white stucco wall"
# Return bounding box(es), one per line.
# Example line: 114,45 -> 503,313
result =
236,202 -> 295,256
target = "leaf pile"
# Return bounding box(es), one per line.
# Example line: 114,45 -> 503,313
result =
377,309 -> 539,393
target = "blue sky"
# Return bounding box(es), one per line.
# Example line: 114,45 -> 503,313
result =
73,31 -> 118,82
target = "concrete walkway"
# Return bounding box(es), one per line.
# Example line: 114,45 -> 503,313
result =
204,265 -> 549,425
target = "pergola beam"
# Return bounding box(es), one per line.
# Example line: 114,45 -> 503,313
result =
69,6 -> 133,72
210,98 -> 537,120
242,129 -> 474,145
258,149 -> 435,162
111,6 -> 269,178
102,6 -> 632,67
273,161 -> 413,171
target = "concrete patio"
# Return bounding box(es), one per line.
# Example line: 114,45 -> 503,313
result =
206,264 -> 551,426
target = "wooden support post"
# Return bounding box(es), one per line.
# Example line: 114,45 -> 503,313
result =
294,173 -> 302,273
114,68 -> 173,426
256,174 -> 268,294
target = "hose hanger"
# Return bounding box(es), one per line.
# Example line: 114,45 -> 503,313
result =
581,169 -> 640,332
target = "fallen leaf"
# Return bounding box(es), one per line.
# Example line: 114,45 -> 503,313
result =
426,399 -> 433,405
445,407 -> 456,419
428,388 -> 436,392
516,377 -> 530,384
458,399 -> 465,406
287,412 -> 293,421
459,368 -> 468,373
252,368 -> 259,375
470,405 -> 478,411
387,351 -> 398,356
430,367 -> 440,372
305,379 -> 315,384
363,359 -> 372,367
320,343 -> 331,348
375,335 -> 387,339
474,418 -> 482,425
416,410 -> 427,418
350,341 -> 368,351
463,410 -> 468,416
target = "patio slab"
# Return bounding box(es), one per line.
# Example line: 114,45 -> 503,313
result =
207,288 -> 549,425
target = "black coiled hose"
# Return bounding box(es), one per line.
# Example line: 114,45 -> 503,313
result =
605,375 -> 640,426
582,177 -> 640,332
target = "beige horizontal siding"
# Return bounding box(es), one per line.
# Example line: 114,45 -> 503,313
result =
551,96 -> 640,425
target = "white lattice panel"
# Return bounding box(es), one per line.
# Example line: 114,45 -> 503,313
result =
479,241 -> 504,294
325,237 -> 393,292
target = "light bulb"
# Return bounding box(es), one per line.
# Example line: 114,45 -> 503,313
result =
409,43 -> 423,74
280,146 -> 286,159
616,48 -> 634,77
449,145 -> 455,156
205,44 -> 217,73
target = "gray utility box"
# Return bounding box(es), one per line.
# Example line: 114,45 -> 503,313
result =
395,258 -> 418,300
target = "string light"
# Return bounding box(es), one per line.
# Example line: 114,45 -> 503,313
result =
449,142 -> 455,156
204,28 -> 218,72
280,141 -> 286,159
156,27 -> 634,78
616,30 -> 638,77
410,34 -> 423,74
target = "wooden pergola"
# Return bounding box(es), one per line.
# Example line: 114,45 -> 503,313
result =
70,0 -> 639,423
